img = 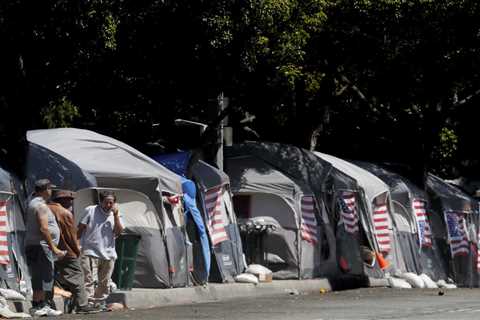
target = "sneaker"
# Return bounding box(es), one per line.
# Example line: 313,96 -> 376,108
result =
34,305 -> 63,317
30,306 -> 48,317
76,304 -> 102,314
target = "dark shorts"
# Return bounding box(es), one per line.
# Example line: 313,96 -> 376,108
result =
25,245 -> 55,291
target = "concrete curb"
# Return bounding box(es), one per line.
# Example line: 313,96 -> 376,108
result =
7,279 -> 331,312
7,277 -> 391,312
107,279 -> 332,310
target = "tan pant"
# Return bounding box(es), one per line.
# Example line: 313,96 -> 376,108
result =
80,255 -> 115,299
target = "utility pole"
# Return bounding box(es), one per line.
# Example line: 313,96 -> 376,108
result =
215,92 -> 228,171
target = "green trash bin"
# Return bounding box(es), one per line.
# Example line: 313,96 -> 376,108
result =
112,233 -> 141,290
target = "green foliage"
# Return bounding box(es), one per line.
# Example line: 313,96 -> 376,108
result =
103,13 -> 118,50
436,127 -> 458,160
41,97 -> 80,129
1,0 -> 479,178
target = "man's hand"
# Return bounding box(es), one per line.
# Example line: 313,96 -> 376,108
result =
53,248 -> 67,259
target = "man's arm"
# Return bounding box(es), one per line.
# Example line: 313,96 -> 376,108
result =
37,205 -> 65,258
77,223 -> 87,240
113,206 -> 124,237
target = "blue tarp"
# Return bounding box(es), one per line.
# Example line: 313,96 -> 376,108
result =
151,152 -> 190,178
154,153 -> 211,276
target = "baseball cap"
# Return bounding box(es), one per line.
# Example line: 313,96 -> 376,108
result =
52,189 -> 76,200
34,179 -> 57,192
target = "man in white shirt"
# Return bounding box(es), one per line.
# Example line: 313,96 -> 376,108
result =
78,190 -> 124,300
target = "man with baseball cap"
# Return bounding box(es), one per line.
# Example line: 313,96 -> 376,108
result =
25,179 -> 64,317
48,189 -> 100,314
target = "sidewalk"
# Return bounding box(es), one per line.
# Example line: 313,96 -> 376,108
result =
106,279 -> 332,310
9,277 -> 388,313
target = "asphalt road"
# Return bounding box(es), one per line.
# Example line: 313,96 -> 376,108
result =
63,288 -> 480,320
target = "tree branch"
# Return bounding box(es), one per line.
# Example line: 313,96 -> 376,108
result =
453,88 -> 480,108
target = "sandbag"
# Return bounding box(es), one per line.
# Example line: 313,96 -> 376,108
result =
387,277 -> 412,289
0,288 -> 25,301
398,272 -> 425,288
246,264 -> 273,282
419,274 -> 438,289
234,273 -> 259,284
437,280 -> 457,289
0,297 -> 30,318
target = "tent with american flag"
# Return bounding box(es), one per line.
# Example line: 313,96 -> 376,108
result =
314,153 -> 406,277
225,143 -> 337,280
426,174 -> 480,287
153,151 -> 245,284
26,128 -> 191,289
318,161 -> 382,278
356,162 -> 448,282
0,166 -> 30,293
191,160 -> 246,283
229,142 -> 373,279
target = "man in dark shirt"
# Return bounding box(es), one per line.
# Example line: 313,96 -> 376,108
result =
49,189 -> 99,314
25,179 -> 64,317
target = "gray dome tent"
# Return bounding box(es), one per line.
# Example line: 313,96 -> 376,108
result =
0,166 -> 29,292
225,143 -> 337,279
426,173 -> 480,287
314,152 -> 406,276
356,162 -> 448,281
26,128 -> 191,288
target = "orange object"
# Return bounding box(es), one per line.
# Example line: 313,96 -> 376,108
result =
375,252 -> 390,270
339,256 -> 350,272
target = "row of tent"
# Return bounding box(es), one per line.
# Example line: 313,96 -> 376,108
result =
0,128 -> 479,292
224,142 -> 480,287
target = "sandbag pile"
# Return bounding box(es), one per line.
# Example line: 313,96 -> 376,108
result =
386,272 -> 456,289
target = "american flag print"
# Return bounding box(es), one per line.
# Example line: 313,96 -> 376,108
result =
0,200 -> 10,265
413,199 -> 432,248
205,186 -> 229,246
301,196 -> 318,244
373,201 -> 391,253
476,203 -> 480,272
338,192 -> 359,234
445,211 -> 469,257
477,224 -> 480,272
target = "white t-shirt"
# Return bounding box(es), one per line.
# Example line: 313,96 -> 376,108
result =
80,205 -> 123,260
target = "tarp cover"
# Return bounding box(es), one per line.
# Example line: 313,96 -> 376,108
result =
26,128 -> 182,196
181,179 -> 211,280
